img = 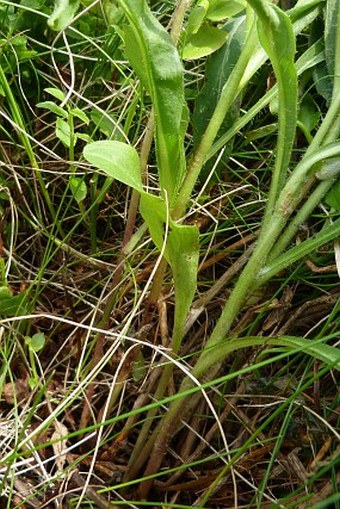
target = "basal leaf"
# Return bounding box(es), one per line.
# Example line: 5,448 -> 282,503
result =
47,0 -> 80,31
83,140 -> 142,192
298,94 -> 320,134
325,180 -> 340,211
325,0 -> 339,83
192,15 -> 247,179
167,223 -> 199,348
140,193 -> 199,347
270,337 -> 340,370
183,24 -> 229,60
250,0 -> 298,212
139,193 -> 167,253
118,0 -> 186,202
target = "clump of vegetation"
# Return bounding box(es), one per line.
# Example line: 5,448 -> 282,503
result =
0,0 -> 339,507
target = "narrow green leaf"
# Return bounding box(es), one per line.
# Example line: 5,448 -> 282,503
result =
140,193 -> 199,347
270,337 -> 340,369
36,101 -> 68,118
324,0 -> 339,84
139,193 -> 167,254
183,24 -> 229,60
167,224 -> 199,348
192,15 -> 247,179
47,0 -> 80,31
249,0 -> 298,215
118,0 -> 186,202
83,140 -> 143,192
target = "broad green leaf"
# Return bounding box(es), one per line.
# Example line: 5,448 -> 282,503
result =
69,177 -> 87,203
29,332 -> 46,352
45,87 -> 66,102
56,118 -> 71,148
83,140 -> 143,192
183,24 -> 229,60
167,223 -> 199,349
118,0 -> 186,202
47,0 -> 80,31
325,180 -> 340,211
186,0 -> 209,35
192,15 -> 247,179
207,0 -> 246,21
36,101 -> 68,118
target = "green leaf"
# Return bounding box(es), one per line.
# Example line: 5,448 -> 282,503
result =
47,0 -> 80,31
270,337 -> 340,369
0,289 -> 28,317
83,140 -> 143,192
298,94 -> 320,133
207,0 -> 246,21
90,110 -> 119,138
250,0 -> 298,213
44,87 -> 66,102
324,0 -> 339,84
71,107 -> 89,124
325,180 -> 340,211
118,0 -> 186,202
183,24 -> 229,60
192,15 -> 247,179
167,223 -> 199,348
132,350 -> 146,382
186,0 -> 209,35
36,101 -> 68,118
56,118 -> 71,147
140,193 -> 199,348
76,132 -> 92,143
69,177 -> 87,203
139,193 -> 167,253
29,332 -> 46,352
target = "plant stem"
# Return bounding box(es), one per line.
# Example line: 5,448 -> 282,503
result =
172,14 -> 256,218
268,179 -> 334,261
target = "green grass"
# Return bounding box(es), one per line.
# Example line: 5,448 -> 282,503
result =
0,0 -> 339,507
